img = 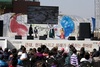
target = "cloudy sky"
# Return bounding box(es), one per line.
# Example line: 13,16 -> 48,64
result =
39,0 -> 94,18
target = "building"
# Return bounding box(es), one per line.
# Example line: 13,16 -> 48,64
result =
0,0 -> 40,14
95,0 -> 100,30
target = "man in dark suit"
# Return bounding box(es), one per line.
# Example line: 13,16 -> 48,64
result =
49,27 -> 55,38
29,24 -> 33,36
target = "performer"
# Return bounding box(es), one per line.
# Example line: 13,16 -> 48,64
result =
60,28 -> 65,39
29,24 -> 33,36
49,25 -> 55,38
34,27 -> 38,38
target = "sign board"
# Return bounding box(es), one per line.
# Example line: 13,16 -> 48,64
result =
8,40 -> 100,52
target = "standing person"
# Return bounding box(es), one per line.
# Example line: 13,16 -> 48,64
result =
49,25 -> 55,38
34,27 -> 38,38
60,28 -> 65,39
29,24 -> 33,36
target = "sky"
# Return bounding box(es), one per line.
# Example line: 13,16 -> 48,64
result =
39,0 -> 94,18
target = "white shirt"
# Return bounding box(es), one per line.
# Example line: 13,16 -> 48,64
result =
80,58 -> 91,63
20,53 -> 27,60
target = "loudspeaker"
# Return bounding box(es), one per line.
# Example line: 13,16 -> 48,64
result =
79,23 -> 91,39
15,35 -> 22,39
68,36 -> 76,40
0,20 -> 3,36
27,36 -> 34,40
77,37 -> 84,40
39,36 -> 46,40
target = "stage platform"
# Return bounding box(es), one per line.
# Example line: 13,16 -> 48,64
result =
0,37 -> 100,52
7,39 -> 100,52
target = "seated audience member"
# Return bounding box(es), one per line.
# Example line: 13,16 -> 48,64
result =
46,50 -> 58,67
8,48 -> 18,67
64,45 -> 74,66
18,45 -> 25,59
8,54 -> 18,67
3,48 -> 10,62
80,52 -> 92,67
9,48 -> 17,60
80,52 -> 91,63
70,48 -> 79,67
0,54 -> 8,67
20,47 -> 28,61
36,47 -> 44,60
18,47 -> 28,67
93,47 -> 100,62
28,48 -> 33,58
93,47 -> 100,67
92,48 -> 97,57
57,48 -> 65,58
42,48 -> 49,58
79,47 -> 85,60
29,48 -> 37,66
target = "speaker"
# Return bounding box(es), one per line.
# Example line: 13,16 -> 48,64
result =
39,36 -> 46,40
68,36 -> 76,40
79,23 -> 91,39
15,35 -> 22,39
0,20 -> 3,36
77,37 -> 84,40
27,36 -> 34,40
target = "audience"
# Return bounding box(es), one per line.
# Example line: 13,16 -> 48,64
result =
0,45 -> 99,67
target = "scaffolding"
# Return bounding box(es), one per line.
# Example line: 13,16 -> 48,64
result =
95,0 -> 100,30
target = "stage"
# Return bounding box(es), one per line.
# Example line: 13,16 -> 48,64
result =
6,39 -> 100,52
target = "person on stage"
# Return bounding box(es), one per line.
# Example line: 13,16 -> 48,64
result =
28,24 -> 33,36
34,27 -> 38,38
60,28 -> 65,39
49,25 -> 55,38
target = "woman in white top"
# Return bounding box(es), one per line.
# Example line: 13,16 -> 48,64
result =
20,47 -> 28,61
80,52 -> 91,63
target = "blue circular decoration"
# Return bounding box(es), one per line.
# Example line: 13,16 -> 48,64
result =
60,16 -> 75,37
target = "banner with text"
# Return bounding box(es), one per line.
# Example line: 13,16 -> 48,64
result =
8,40 -> 100,52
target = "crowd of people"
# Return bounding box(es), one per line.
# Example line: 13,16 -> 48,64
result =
0,44 -> 100,67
